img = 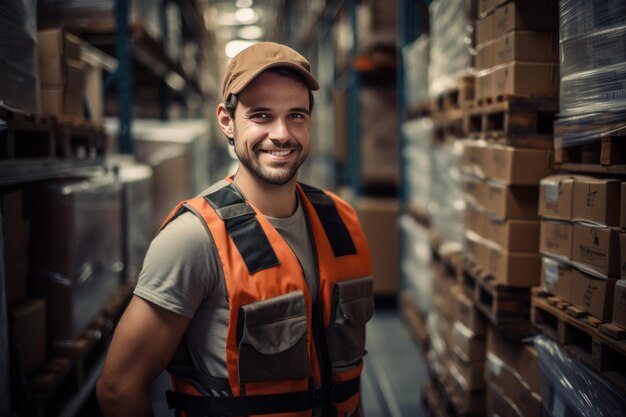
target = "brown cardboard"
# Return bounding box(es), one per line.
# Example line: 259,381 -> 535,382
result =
463,176 -> 486,208
465,203 -> 487,238
541,256 -> 573,300
612,280 -> 626,329
39,58 -> 85,90
478,0 -> 496,15
476,12 -> 495,45
37,29 -> 81,61
475,67 -> 493,101
486,382 -> 538,417
569,267 -> 617,320
448,362 -> 486,414
619,233 -> 626,278
572,177 -> 622,226
493,0 -> 558,37
451,321 -> 485,363
454,287 -> 486,336
84,62 -> 103,122
40,89 -> 83,117
484,182 -> 539,220
493,31 -> 558,65
487,144 -> 554,185
485,353 -> 542,417
451,352 -> 485,391
538,175 -> 576,220
487,217 -> 539,252
488,245 -> 541,287
540,220 -> 573,259
476,40 -> 495,70
358,198 -> 399,296
9,298 -> 46,375
486,327 -> 541,394
572,223 -> 621,277
461,140 -> 488,180
492,61 -> 559,97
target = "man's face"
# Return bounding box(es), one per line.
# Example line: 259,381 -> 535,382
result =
230,71 -> 311,186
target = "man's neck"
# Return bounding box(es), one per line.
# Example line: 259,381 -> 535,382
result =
233,170 -> 298,218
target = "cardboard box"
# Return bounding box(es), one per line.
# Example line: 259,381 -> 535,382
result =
358,198 -> 399,296
485,353 -> 542,417
9,298 -> 46,375
448,362 -> 486,414
488,217 -> 539,252
451,353 -> 485,391
476,40 -> 495,70
464,202 -> 487,238
538,175 -> 576,220
572,223 -> 621,277
476,12 -> 495,45
461,140 -> 488,180
486,327 -> 541,394
572,177 -> 622,226
484,182 -> 539,220
541,256 -> 573,299
540,220 -> 573,259
487,145 -> 554,186
40,88 -> 83,117
486,382 -> 538,417
451,321 -> 485,363
478,0 -> 496,16
39,58 -> 85,90
492,61 -> 559,98
37,28 -> 81,61
493,0 -> 558,37
612,280 -> 626,329
454,287 -> 486,336
569,267 -> 617,320
463,176 -> 485,208
493,31 -> 558,65
84,62 -> 103,122
488,245 -> 541,287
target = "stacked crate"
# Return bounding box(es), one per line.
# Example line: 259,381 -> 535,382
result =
530,0 -> 626,405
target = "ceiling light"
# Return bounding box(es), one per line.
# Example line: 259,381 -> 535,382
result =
238,25 -> 263,40
225,40 -> 257,58
235,8 -> 258,24
236,0 -> 253,8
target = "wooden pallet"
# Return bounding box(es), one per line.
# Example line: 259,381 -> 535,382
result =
431,76 -> 475,141
555,125 -> 626,174
426,357 -> 486,417
460,259 -> 533,337
54,116 -> 107,160
399,291 -> 430,352
531,294 -> 626,393
464,95 -> 557,149
27,285 -> 132,416
0,105 -> 56,159
407,100 -> 431,120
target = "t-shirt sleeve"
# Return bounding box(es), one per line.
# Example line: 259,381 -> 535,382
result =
134,211 -> 220,318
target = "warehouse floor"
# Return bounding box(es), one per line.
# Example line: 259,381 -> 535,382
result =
78,305 -> 429,416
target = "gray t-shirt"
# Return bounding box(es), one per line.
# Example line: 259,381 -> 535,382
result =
134,197 -> 316,384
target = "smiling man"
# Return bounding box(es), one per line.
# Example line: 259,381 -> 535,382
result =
97,42 -> 374,417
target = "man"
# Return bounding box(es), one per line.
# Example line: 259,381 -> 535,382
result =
97,42 -> 374,417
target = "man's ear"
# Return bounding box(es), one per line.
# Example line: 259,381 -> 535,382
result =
216,103 -> 234,139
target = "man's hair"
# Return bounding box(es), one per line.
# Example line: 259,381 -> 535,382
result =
225,66 -> 315,120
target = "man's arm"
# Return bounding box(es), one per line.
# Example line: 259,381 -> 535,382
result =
96,295 -> 190,417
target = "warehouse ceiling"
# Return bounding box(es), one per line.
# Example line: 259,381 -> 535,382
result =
203,0 -> 286,58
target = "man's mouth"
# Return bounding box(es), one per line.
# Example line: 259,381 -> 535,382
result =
263,149 -> 293,157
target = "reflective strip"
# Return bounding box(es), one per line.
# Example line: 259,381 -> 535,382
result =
300,183 -> 357,257
203,183 -> 279,274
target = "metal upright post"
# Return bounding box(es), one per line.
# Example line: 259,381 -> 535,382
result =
115,0 -> 133,154
346,0 -> 361,197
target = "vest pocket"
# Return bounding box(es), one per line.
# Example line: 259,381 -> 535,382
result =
327,277 -> 375,371
237,290 -> 311,384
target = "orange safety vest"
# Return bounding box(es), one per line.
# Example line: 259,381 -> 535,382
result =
160,180 -> 373,417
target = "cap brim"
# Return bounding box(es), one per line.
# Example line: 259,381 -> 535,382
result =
228,61 -> 320,99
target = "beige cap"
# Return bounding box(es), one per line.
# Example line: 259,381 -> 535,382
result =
221,42 -> 320,101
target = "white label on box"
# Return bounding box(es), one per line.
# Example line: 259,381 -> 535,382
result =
545,182 -> 560,202
543,257 -> 559,288
552,394 -> 566,417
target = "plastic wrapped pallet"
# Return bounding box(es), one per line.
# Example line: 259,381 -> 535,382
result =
535,336 -> 626,417
400,214 -> 433,315
28,174 -> 123,346
558,0 -> 626,119
0,0 -> 39,112
429,140 -> 465,245
428,0 -> 474,98
403,34 -> 430,108
402,118 -> 433,211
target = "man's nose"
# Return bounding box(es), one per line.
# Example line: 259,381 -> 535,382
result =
268,118 -> 289,142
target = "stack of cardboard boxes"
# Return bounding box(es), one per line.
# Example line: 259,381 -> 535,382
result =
539,176 -> 626,323
37,29 -> 85,119
474,0 -> 558,102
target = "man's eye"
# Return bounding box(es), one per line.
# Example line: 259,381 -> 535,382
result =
251,113 -> 270,119
289,113 -> 306,119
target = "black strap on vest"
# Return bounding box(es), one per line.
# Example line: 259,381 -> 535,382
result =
299,183 -> 357,257
204,183 -> 279,274
166,376 -> 360,416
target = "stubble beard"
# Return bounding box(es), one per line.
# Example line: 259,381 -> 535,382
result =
234,139 -> 308,186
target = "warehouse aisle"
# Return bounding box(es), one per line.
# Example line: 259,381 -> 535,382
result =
144,306 -> 430,417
